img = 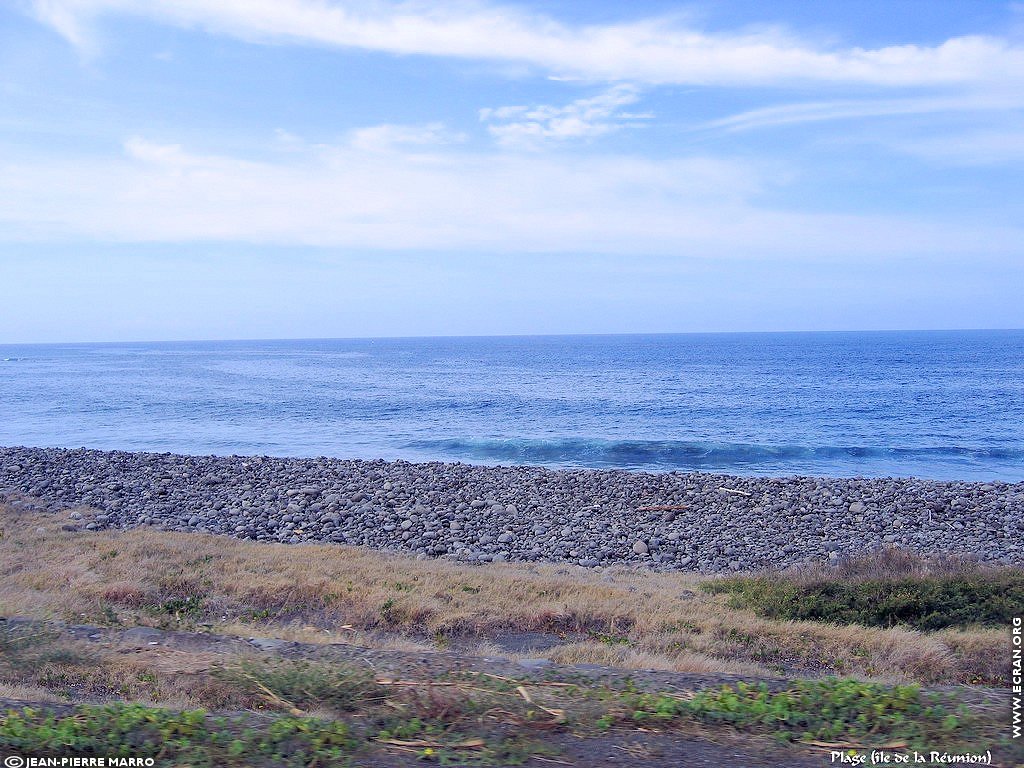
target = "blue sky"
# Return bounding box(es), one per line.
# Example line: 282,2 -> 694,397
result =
1,0 -> 1023,342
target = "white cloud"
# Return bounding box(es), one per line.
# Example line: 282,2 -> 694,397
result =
0,134 -> 1019,260
704,92 -> 1024,133
27,0 -> 1024,89
481,85 -> 645,148
886,129 -> 1024,165
29,0 -> 96,53
699,92 -> 1024,166
347,122 -> 463,153
124,136 -> 202,165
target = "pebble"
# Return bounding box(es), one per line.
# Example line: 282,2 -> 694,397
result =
0,445 -> 1020,573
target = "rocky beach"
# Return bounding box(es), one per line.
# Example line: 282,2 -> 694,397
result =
2,446 -> 1021,572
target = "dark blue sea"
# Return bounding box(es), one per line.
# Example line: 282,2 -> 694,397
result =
1,331 -> 1022,481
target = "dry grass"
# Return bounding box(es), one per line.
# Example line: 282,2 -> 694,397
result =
0,505 -> 1007,685
0,625 -> 236,710
937,628 -> 1013,685
545,642 -> 766,675
4,632 -> 1004,764
786,547 -> 992,583
0,683 -> 64,703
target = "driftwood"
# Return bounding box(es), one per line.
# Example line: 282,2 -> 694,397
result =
805,740 -> 907,750
717,486 -> 752,497
377,737 -> 485,749
516,685 -> 566,723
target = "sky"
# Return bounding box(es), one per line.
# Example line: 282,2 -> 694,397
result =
1,0 -> 1023,342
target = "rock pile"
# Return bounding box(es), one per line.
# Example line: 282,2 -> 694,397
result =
1,446 -> 1021,571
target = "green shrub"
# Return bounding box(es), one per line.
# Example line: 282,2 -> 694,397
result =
0,703 -> 356,766
703,569 -> 1024,630
625,678 -> 973,747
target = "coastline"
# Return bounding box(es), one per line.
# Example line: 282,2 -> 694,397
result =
2,445 -> 1021,572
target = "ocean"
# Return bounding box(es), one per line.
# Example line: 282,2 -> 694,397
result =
1,330 -> 1022,481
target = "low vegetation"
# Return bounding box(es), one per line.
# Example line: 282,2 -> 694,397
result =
0,506 -> 1013,685
0,505 -> 1018,764
0,657 -> 1009,764
703,550 -> 1024,630
0,703 -> 357,767
621,679 -> 979,748
211,658 -> 387,713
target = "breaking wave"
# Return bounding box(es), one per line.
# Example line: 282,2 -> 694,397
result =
402,438 -> 1024,475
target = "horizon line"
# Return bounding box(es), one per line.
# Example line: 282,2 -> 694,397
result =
2,327 -> 1022,347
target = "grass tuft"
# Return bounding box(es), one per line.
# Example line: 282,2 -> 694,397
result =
212,658 -> 387,714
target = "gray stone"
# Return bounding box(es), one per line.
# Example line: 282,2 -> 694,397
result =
517,658 -> 553,671
121,627 -> 165,645
249,637 -> 289,651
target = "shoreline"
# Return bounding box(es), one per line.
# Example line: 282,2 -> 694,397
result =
2,445 -> 1021,572
3,442 -> 1021,483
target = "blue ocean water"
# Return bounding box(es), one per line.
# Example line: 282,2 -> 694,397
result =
1,331 -> 1022,481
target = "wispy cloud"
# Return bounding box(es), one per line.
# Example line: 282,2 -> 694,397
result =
704,93 -> 1024,133
1,133 -> 1019,260
885,128 -> 1024,165
347,122 -> 464,153
698,89 -> 1024,167
27,0 -> 1024,89
29,0 -> 96,53
480,85 -> 647,148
